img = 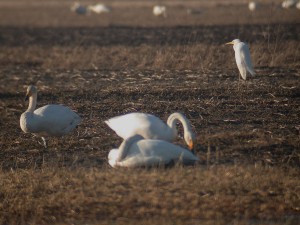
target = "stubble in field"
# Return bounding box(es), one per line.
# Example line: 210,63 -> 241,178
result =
0,0 -> 300,224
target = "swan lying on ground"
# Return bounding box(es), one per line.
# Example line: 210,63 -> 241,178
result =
108,135 -> 199,168
105,112 -> 196,150
20,85 -> 81,148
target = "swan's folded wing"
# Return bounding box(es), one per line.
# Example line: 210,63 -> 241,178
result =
105,113 -> 151,139
34,105 -> 81,136
105,113 -> 167,140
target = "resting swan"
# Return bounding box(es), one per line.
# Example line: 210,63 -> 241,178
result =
105,112 -> 196,150
20,85 -> 81,147
108,135 -> 199,168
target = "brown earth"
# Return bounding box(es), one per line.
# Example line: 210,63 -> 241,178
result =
0,0 -> 299,224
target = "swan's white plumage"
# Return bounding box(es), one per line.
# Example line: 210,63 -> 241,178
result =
105,112 -> 195,150
20,85 -> 81,146
20,105 -> 81,136
108,135 -> 199,168
105,113 -> 174,141
226,39 -> 255,80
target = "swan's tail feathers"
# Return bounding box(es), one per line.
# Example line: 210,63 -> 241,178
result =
104,118 -> 115,129
62,114 -> 81,135
104,117 -> 127,139
71,115 -> 81,130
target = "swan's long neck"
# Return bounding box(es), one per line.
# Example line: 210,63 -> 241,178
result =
117,135 -> 144,162
167,113 -> 192,137
27,93 -> 37,113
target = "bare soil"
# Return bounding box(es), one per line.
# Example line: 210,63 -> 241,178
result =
0,1 -> 299,224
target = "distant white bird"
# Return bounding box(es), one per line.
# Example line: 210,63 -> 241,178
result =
20,85 -> 81,148
226,39 -> 255,80
70,2 -> 88,15
88,3 -> 111,14
296,1 -> 300,9
282,0 -> 297,8
105,112 -> 196,150
153,5 -> 167,17
248,1 -> 258,11
108,135 -> 199,168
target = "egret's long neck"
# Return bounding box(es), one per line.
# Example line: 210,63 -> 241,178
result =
27,93 -> 37,113
167,113 -> 191,137
117,135 -> 143,162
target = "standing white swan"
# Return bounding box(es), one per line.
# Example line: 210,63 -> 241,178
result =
108,135 -> 199,168
105,112 -> 196,150
20,85 -> 81,147
226,39 -> 255,80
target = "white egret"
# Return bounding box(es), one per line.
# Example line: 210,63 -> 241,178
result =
248,1 -> 258,11
226,39 -> 255,80
20,85 -> 81,148
105,112 -> 196,150
153,5 -> 167,17
88,4 -> 111,14
108,135 -> 199,168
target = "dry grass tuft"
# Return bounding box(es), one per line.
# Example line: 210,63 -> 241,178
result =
0,1 -> 300,224
0,27 -> 299,71
1,165 -> 299,225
